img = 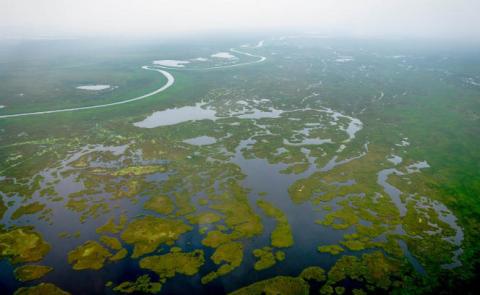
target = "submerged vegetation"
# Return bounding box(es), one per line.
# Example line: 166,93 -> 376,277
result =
0,35 -> 479,294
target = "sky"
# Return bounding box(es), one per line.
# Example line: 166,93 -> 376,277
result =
1,0 -> 479,40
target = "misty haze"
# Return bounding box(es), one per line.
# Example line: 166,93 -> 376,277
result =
0,1 -> 479,295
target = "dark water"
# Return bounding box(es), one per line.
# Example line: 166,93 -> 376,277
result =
0,137 -> 369,295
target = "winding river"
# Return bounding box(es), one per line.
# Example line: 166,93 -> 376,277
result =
0,41 -> 267,119
0,67 -> 173,119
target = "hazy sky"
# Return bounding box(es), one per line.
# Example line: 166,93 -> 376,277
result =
1,0 -> 479,40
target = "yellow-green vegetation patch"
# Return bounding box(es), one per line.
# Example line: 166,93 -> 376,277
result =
113,274 -> 162,294
144,195 -> 174,215
14,265 -> 53,282
187,212 -> 223,225
76,202 -> 110,224
198,198 -> 209,206
139,249 -> 204,279
280,163 -> 310,175
14,283 -> 70,295
352,289 -> 367,295
0,198 -> 7,220
325,251 -> 403,292
319,285 -> 334,295
110,248 -> 128,261
96,214 -> 127,234
58,231 -> 81,239
229,276 -> 309,295
121,216 -> 192,258
201,242 -> 244,284
318,245 -> 344,255
209,182 -> 263,239
256,200 -> 293,248
65,198 -> 88,213
201,230 -> 235,248
299,266 -> 326,282
288,178 -> 317,204
341,239 -> 368,251
11,202 -> 46,220
67,240 -> 112,270
275,250 -> 286,261
270,221 -> 293,248
0,227 -> 50,264
113,165 -> 166,176
253,247 -> 284,271
100,235 -> 122,250
211,241 -> 244,266
317,206 -> 359,230
172,191 -> 195,217
335,286 -> 346,295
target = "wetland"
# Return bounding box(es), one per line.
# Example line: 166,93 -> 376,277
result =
0,34 -> 479,294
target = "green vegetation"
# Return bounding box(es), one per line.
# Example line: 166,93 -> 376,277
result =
201,241 -> 244,284
299,266 -> 326,282
14,283 -> 70,295
187,212 -> 223,225
113,165 -> 167,176
318,245 -> 344,255
253,247 -> 285,271
100,235 -> 122,250
121,216 -> 192,257
113,275 -> 162,294
139,249 -> 205,279
0,37 -> 479,294
257,200 -> 294,248
229,276 -> 309,295
14,265 -> 53,282
0,198 -> 7,219
144,195 -> 175,215
324,252 -> 403,293
0,227 -> 50,264
96,214 -> 127,234
110,248 -> 128,261
202,230 -> 233,248
67,241 -> 112,270
11,202 -> 45,220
